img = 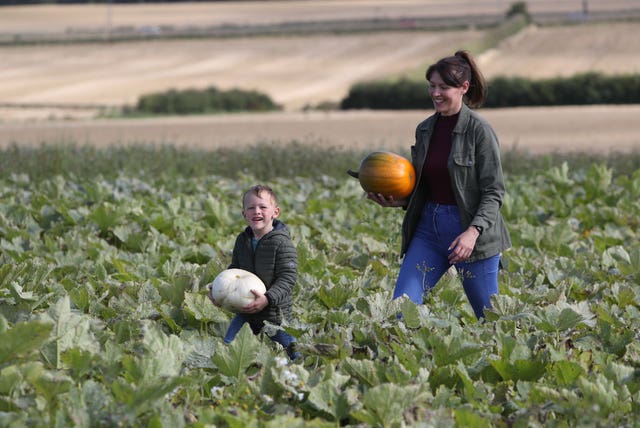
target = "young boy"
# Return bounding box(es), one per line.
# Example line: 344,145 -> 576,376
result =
210,184 -> 301,361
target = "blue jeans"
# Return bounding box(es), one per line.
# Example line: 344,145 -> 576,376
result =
394,203 -> 500,319
224,314 -> 300,359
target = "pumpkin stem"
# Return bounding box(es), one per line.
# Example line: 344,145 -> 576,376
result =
347,169 -> 359,179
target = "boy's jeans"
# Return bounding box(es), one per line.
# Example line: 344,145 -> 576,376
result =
394,203 -> 500,319
224,314 -> 300,359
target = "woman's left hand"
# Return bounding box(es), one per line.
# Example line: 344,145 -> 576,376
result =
448,227 -> 480,264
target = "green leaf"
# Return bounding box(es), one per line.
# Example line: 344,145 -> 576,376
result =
429,331 -> 484,367
41,296 -> 101,369
551,360 -> 585,386
489,342 -> 547,382
454,407 -> 491,428
315,284 -> 352,309
0,320 -> 53,366
577,374 -> 629,416
89,203 -> 122,232
536,298 -> 595,332
138,323 -> 187,379
183,291 -> 228,323
111,376 -> 185,416
211,324 -> 261,379
306,380 -> 352,421
601,245 -> 631,269
389,342 -> 421,376
352,383 -> 422,427
342,358 -> 380,387
398,297 -> 422,329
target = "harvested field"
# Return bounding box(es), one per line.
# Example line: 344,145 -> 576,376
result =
1,0 -> 638,36
477,22 -> 640,78
0,1 -> 639,154
1,106 -> 638,155
0,31 -> 480,112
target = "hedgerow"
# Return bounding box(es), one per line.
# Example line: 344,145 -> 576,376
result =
127,86 -> 281,115
340,72 -> 640,110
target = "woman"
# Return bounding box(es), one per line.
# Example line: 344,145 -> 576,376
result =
369,50 -> 511,319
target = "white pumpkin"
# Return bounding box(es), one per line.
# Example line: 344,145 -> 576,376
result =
207,268 -> 266,312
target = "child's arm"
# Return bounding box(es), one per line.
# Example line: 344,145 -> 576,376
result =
263,239 -> 297,307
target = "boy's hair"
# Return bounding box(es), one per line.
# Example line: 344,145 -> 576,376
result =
242,185 -> 279,207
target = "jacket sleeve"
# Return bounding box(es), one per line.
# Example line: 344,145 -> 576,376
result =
264,239 -> 297,307
471,123 -> 505,231
228,234 -> 243,269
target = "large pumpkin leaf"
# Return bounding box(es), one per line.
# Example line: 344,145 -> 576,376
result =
551,360 -> 585,386
137,322 -> 187,380
0,320 -> 53,366
183,291 -> 228,323
40,296 -> 102,369
306,380 -> 353,422
211,324 -> 261,380
352,383 -> 423,427
341,358 -> 380,387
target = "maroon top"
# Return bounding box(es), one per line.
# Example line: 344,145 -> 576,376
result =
424,113 -> 459,205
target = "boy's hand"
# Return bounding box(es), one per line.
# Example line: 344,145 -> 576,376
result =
242,290 -> 269,313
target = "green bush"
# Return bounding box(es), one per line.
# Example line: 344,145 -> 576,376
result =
506,1 -> 530,21
340,78 -> 429,110
485,73 -> 640,107
133,86 -> 281,115
340,72 -> 640,110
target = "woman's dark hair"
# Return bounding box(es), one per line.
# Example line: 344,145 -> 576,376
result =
426,50 -> 487,108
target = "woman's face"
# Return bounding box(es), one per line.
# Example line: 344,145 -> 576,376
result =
428,71 -> 469,116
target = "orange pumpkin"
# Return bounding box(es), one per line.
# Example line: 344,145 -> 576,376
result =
347,151 -> 416,199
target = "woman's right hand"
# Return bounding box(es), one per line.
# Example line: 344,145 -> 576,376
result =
367,192 -> 406,207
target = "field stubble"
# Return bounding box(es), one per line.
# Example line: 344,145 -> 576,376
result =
1,106 -> 639,155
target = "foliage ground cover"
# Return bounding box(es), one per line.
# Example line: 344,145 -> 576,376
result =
1,144 -> 639,427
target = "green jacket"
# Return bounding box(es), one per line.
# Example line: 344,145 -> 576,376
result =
401,104 -> 512,262
230,220 -> 297,324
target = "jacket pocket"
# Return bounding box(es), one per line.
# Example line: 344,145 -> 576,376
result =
452,152 -> 474,167
451,152 -> 477,192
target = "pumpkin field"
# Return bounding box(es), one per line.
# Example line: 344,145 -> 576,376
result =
1,0 -> 640,426
1,145 -> 639,426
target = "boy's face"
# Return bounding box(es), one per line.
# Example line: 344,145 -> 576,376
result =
242,191 -> 280,238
